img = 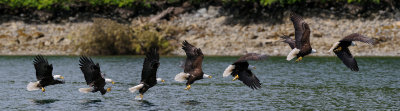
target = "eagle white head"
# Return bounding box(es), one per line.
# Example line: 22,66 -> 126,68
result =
203,74 -> 212,79
105,78 -> 115,84
248,65 -> 256,70
351,41 -> 357,46
53,75 -> 64,79
156,78 -> 165,83
311,49 -> 317,53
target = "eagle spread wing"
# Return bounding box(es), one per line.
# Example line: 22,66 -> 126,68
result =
141,49 -> 160,83
182,40 -> 204,74
79,56 -> 103,85
34,55 -> 54,81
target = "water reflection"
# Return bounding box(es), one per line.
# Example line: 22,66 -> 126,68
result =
181,100 -> 201,106
138,100 -> 155,107
30,99 -> 59,105
80,99 -> 102,105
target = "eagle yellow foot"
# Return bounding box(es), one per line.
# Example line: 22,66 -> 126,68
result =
184,85 -> 191,90
107,87 -> 111,92
232,75 -> 239,81
139,94 -> 143,100
334,47 -> 342,52
295,57 -> 303,62
136,94 -> 144,100
41,87 -> 45,92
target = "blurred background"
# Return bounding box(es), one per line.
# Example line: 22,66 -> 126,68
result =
0,0 -> 398,56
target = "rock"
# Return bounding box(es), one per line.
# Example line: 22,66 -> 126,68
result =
38,41 -> 45,48
44,41 -> 51,46
54,37 -> 65,44
0,34 -> 11,39
395,21 -> 400,27
251,35 -> 258,39
32,32 -> 44,39
214,16 -> 226,24
23,36 -> 33,42
173,7 -> 186,15
197,8 -> 207,17
313,30 -> 323,38
33,10 -> 53,21
115,8 -> 134,19
5,38 -> 19,46
257,27 -> 265,32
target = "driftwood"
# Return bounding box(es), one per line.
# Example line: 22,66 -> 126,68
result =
149,2 -> 193,23
149,7 -> 175,23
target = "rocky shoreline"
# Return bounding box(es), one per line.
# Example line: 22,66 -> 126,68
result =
0,6 -> 399,56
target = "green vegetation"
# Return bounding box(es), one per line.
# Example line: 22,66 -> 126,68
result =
77,18 -> 184,55
78,18 -> 134,55
0,0 -> 381,10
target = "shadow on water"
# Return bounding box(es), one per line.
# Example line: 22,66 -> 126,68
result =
137,100 -> 155,107
80,99 -> 102,105
180,100 -> 201,106
30,99 -> 59,105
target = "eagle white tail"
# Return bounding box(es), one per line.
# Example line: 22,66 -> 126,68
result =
27,81 -> 40,91
223,65 -> 235,77
129,84 -> 144,93
328,42 -> 340,52
175,72 -> 190,82
287,48 -> 300,61
79,88 -> 93,93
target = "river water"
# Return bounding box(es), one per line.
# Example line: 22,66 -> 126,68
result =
0,56 -> 399,110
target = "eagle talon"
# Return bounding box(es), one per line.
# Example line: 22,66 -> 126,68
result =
41,87 -> 45,92
184,85 -> 191,90
139,94 -> 143,100
334,47 -> 342,52
106,87 -> 111,92
232,75 -> 239,81
295,57 -> 303,62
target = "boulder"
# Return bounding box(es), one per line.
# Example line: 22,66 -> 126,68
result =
32,32 -> 44,39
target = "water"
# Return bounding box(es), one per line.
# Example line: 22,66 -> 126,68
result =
0,56 -> 399,110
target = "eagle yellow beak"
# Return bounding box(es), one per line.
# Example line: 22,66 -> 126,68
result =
161,79 -> 165,83
107,87 -> 111,92
41,87 -> 45,92
208,75 -> 212,78
232,75 -> 239,81
111,81 -> 115,84
184,85 -> 191,90
253,67 -> 256,69
60,76 -> 64,79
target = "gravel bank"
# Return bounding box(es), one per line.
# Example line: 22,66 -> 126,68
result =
0,6 -> 399,56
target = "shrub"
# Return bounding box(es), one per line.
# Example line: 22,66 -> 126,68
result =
130,20 -> 184,55
78,18 -> 134,55
76,18 -> 183,55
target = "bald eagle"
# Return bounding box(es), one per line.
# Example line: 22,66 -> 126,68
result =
129,49 -> 165,100
328,33 -> 375,71
284,12 -> 316,62
78,56 -> 111,95
223,53 -> 267,89
174,40 -> 212,90
27,55 -> 64,92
